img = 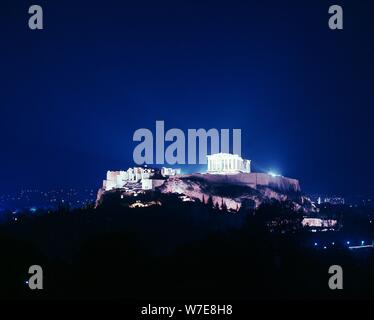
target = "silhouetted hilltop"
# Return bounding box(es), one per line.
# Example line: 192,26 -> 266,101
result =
1,193 -> 374,300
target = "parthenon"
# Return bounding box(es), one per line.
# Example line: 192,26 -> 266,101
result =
207,153 -> 251,174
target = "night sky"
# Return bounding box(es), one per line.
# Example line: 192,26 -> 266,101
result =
1,0 -> 373,196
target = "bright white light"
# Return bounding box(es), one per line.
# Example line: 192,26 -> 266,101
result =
268,171 -> 281,177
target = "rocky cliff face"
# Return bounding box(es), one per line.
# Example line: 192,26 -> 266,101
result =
96,172 -> 314,212
158,174 -> 314,212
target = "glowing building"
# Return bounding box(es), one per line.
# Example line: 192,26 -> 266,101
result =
103,167 -> 180,191
207,153 -> 250,174
161,167 -> 181,177
103,167 -> 153,191
301,218 -> 337,228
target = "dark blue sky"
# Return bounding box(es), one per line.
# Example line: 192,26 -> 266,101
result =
1,0 -> 373,196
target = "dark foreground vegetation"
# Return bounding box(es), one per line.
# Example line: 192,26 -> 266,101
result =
1,192 -> 374,300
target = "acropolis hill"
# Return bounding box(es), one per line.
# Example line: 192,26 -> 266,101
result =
97,153 -> 308,211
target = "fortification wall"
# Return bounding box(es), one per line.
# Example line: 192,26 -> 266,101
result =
185,172 -> 300,193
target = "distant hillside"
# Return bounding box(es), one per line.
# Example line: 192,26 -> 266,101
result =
158,174 -> 314,212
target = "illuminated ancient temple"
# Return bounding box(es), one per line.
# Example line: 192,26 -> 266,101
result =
207,153 -> 251,174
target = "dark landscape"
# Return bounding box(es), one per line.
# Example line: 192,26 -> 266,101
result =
1,190 -> 374,300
